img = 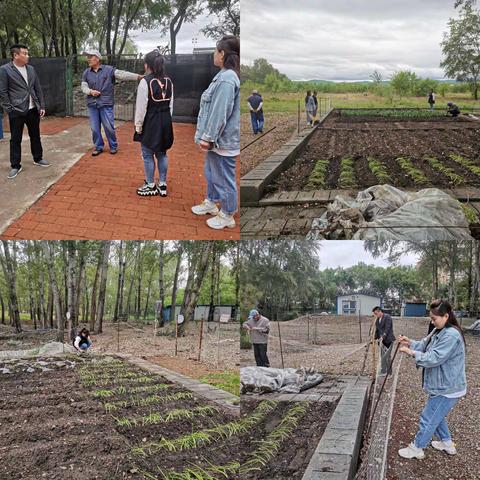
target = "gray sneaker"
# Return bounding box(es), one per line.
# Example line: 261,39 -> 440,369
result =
33,159 -> 51,167
7,166 -> 22,179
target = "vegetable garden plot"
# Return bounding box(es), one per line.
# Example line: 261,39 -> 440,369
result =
0,356 -> 239,480
270,113 -> 480,193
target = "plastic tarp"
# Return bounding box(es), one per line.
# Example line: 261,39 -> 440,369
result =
241,366 -> 324,394
0,341 -> 77,360
466,319 -> 480,335
307,185 -> 472,241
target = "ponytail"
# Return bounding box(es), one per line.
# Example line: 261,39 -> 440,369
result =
216,35 -> 240,77
144,50 -> 166,79
429,299 -> 466,345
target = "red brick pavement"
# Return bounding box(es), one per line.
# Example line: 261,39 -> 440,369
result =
2,115 -> 86,136
1,121 -> 240,240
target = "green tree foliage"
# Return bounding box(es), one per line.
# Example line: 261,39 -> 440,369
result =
441,5 -> 480,99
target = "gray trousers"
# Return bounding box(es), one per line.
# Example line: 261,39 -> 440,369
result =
380,342 -> 393,375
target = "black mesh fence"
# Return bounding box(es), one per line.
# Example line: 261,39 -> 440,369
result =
0,57 -> 67,116
68,53 -> 219,123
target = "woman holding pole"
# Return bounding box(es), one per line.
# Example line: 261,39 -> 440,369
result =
397,299 -> 466,460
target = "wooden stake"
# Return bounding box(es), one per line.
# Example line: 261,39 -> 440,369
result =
198,315 -> 204,362
277,321 -> 285,369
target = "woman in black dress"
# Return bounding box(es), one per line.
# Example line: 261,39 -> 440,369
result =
134,50 -> 174,197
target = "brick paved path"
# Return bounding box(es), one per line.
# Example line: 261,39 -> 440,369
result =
1,120 -> 240,240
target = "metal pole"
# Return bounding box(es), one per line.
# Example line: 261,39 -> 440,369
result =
117,317 -> 120,353
371,317 -> 377,379
298,100 -> 300,135
175,315 -> 178,356
216,321 -> 221,368
198,315 -> 204,362
277,321 -> 285,369
307,315 -> 310,342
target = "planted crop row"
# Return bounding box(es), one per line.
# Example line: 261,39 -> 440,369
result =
239,403 -> 309,475
141,460 -> 241,480
306,159 -> 329,189
338,156 -> 357,189
396,157 -> 429,184
341,109 -> 444,119
113,405 -> 220,428
104,391 -> 193,412
133,401 -> 277,456
93,383 -> 172,398
367,157 -> 391,183
450,153 -> 480,177
425,156 -> 465,185
79,371 -> 157,387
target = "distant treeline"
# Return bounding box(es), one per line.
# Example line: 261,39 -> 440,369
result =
241,58 -> 474,97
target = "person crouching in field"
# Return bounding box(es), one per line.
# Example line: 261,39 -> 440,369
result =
446,102 -> 460,117
74,328 -> 93,353
134,50 -> 174,197
191,35 -> 240,230
397,299 -> 466,460
243,309 -> 270,367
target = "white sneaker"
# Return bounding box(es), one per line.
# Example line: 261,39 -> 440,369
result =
432,440 -> 457,455
191,199 -> 219,216
398,443 -> 425,460
206,211 -> 236,230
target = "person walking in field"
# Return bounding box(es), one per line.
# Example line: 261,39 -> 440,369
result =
305,91 -> 316,126
134,50 -> 174,197
247,89 -> 264,134
243,309 -> 270,367
0,44 -> 50,179
81,49 -> 142,156
74,328 -> 93,353
373,306 -> 395,375
191,35 -> 240,230
397,299 -> 466,460
428,90 -> 435,111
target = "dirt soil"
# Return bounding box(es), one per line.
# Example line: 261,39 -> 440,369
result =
271,114 -> 480,192
386,335 -> 480,480
0,356 -> 238,480
241,399 -> 337,480
241,112 -> 302,176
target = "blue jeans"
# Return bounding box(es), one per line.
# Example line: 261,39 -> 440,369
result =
88,105 -> 117,151
414,395 -> 460,448
141,145 -> 168,184
250,111 -> 264,134
204,150 -> 237,215
80,339 -> 92,350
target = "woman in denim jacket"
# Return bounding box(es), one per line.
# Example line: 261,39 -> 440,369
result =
398,299 -> 466,459
191,35 -> 240,230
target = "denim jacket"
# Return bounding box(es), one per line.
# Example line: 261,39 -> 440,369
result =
411,326 -> 466,396
194,68 -> 240,151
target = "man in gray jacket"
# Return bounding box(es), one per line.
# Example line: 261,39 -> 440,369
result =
0,44 -> 50,179
243,309 -> 270,367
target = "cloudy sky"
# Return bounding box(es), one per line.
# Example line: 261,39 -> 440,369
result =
318,241 -> 420,269
241,0 -> 458,81
130,15 -> 216,55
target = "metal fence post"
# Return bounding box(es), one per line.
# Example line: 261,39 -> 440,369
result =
307,314 -> 310,342
65,56 -> 73,116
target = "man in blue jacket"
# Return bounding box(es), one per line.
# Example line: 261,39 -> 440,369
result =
247,90 -> 264,134
0,44 -> 50,179
81,49 -> 141,156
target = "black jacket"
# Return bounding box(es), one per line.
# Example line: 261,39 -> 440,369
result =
375,313 -> 395,347
0,62 -> 45,115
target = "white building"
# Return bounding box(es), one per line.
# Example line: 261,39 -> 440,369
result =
336,293 -> 382,316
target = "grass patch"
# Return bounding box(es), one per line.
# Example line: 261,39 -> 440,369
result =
450,154 -> 480,177
367,157 -> 391,183
425,156 -> 465,185
305,159 -> 330,190
396,157 -> 429,185
338,156 -> 357,189
199,371 -> 240,397
460,203 -> 479,224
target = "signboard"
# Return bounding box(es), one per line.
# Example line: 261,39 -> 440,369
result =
219,314 -> 230,324
177,314 -> 184,325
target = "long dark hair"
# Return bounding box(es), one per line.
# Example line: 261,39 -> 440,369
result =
144,50 -> 166,79
80,328 -> 90,337
216,35 -> 239,77
429,299 -> 466,345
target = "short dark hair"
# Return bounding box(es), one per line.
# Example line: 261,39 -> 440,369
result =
10,44 -> 28,59
372,306 -> 383,312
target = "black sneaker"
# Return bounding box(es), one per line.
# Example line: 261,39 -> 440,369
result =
137,181 -> 159,196
7,166 -> 22,179
92,149 -> 103,157
158,183 -> 167,197
33,159 -> 51,167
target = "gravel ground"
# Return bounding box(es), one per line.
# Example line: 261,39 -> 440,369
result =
240,112 -> 302,176
386,335 -> 480,480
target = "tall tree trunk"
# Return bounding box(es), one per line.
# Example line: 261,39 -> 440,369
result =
179,242 -> 213,334
143,268 -> 154,320
67,0 -> 77,71
0,241 -> 22,333
170,245 -> 183,323
66,241 -> 76,341
113,241 -> 125,321
50,0 -> 60,56
96,241 -> 111,334
208,243 -> 216,322
0,293 -> 5,324
158,241 -> 165,327
89,245 -> 103,332
42,242 -> 64,342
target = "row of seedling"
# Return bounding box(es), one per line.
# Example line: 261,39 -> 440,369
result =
93,382 -> 172,398
113,405 -> 220,428
104,391 -> 194,412
133,401 -> 277,456
141,460 -> 241,480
